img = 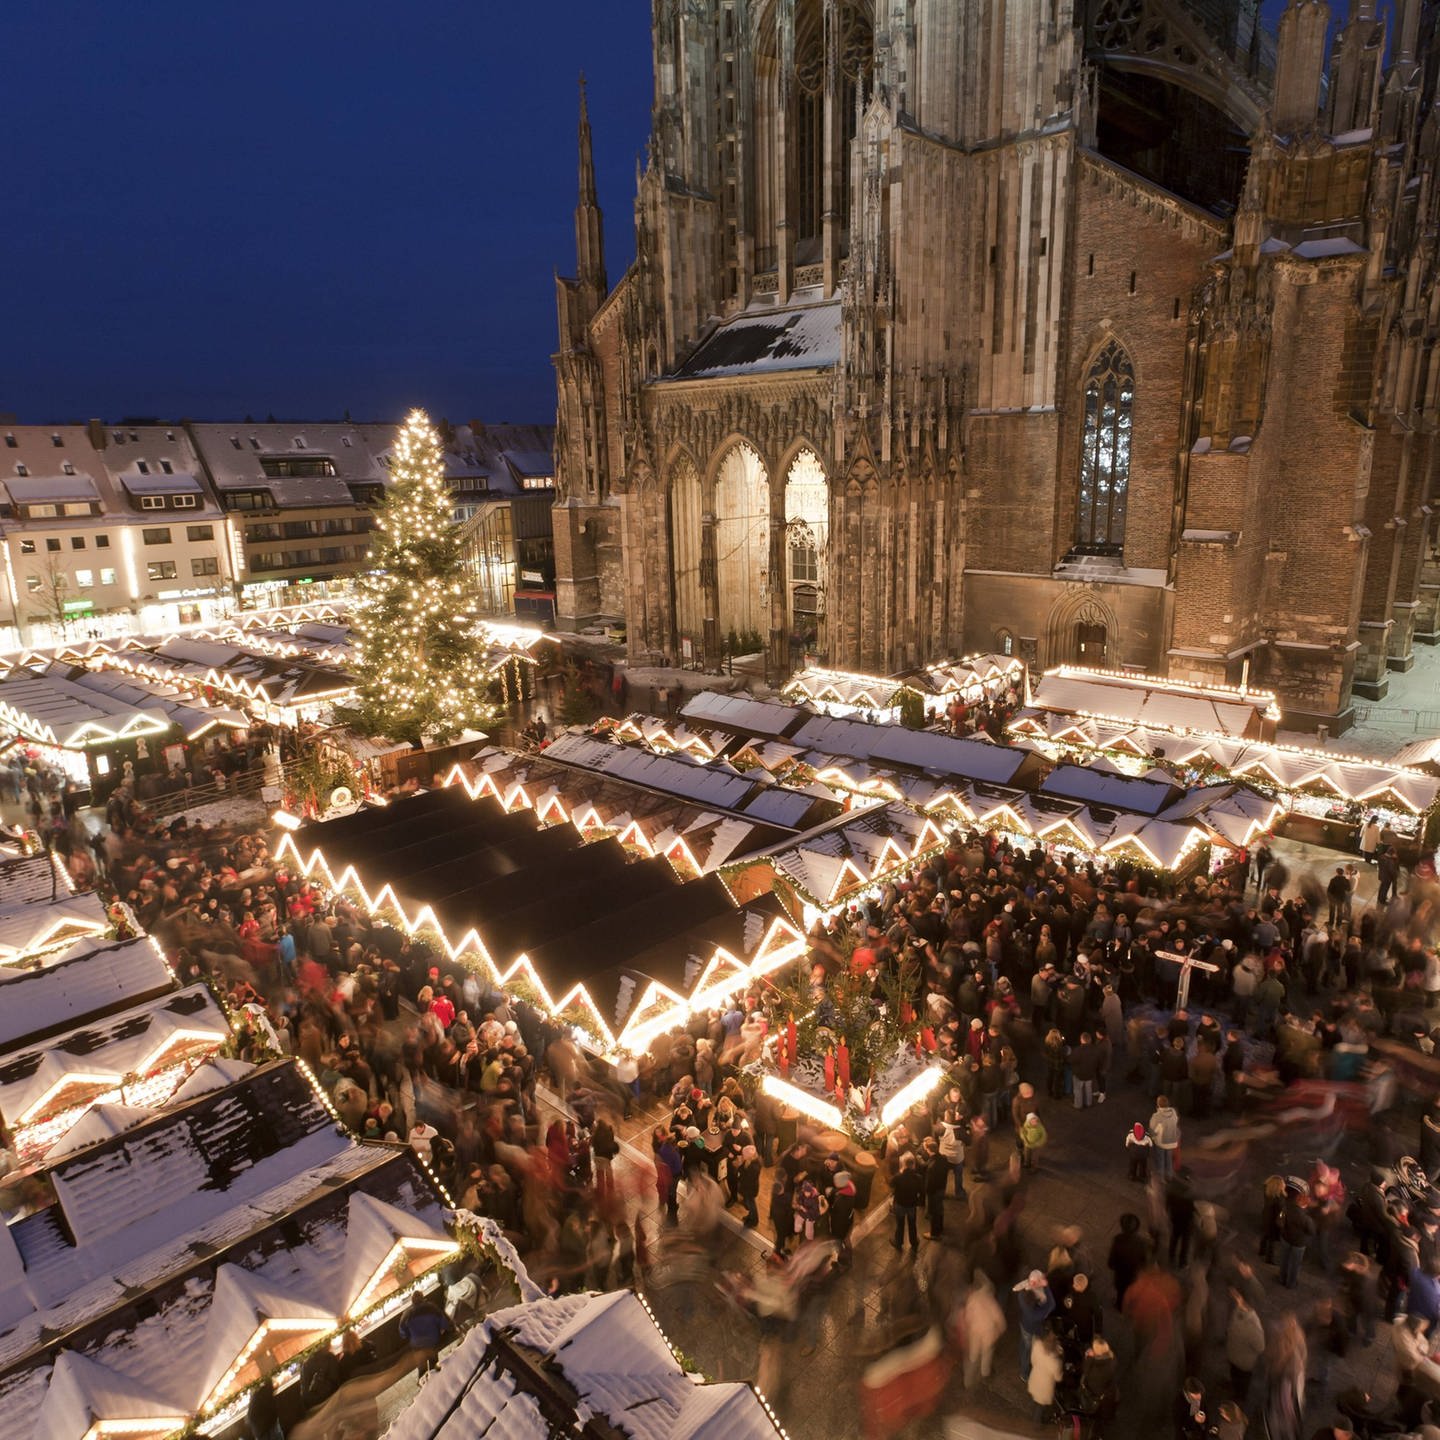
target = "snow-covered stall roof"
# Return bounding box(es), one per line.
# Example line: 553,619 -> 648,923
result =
36,1349 -> 188,1440
0,938 -> 172,1052
0,984 -> 230,1147
0,669 -> 170,749
9,1150 -> 446,1436
680,689 -> 808,738
1039,764 -> 1182,816
383,1289 -> 785,1440
1392,735 -> 1440,770
670,300 -> 841,380
1028,666 -> 1278,736
789,713 -> 1032,785
783,667 -> 906,710
0,891 -> 110,966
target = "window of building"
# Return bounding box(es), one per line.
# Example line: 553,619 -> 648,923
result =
165,431 -> 174,441
159,460 -> 174,474
139,494 -> 165,510
230,436 -> 242,450
792,2 -> 871,247
136,461 -> 150,475
46,538 -> 61,553
142,527 -> 172,545
14,465 -> 28,478
24,576 -> 40,593
62,462 -> 76,476
2,435 -> 14,448
100,567 -> 117,585
173,493 -> 197,508
186,524 -> 215,542
147,560 -> 177,581
71,536 -> 84,550
225,490 -> 272,512
250,438 -> 261,450
112,431 -> 124,443
342,436 -> 352,447
64,503 -> 90,516
294,437 -> 306,449
19,540 -> 34,555
259,456 -> 336,478
191,556 -> 219,577
1076,339 -> 1134,553
29,502 -> 55,516
75,569 -> 93,588
96,534 -> 110,549
50,434 -> 63,447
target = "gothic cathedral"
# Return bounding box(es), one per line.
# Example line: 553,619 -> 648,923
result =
553,0 -> 1440,732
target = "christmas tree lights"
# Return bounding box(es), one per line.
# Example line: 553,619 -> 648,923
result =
349,410 -> 494,745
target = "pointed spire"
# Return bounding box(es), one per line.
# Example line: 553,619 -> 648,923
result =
578,72 -> 598,209
574,72 -> 607,297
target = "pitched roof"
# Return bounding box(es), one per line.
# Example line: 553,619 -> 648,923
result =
384,1289 -> 784,1440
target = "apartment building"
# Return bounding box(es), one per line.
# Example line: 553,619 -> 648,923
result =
0,422 -> 235,646
186,423 -> 385,608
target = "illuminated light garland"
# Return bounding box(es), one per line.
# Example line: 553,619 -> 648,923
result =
200,1315 -> 339,1413
879,1065 -> 948,1128
761,1073 -> 844,1129
345,1236 -> 461,1320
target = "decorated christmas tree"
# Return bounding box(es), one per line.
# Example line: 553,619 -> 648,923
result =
347,409 -> 493,744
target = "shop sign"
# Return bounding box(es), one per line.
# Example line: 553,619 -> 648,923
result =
62,600 -> 95,615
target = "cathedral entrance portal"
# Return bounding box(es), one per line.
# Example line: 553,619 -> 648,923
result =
783,449 -> 829,660
714,443 -> 770,650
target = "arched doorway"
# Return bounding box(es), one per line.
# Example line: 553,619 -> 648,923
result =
1075,619 -> 1108,664
713,443 -> 770,646
668,456 -> 704,651
783,449 -> 829,658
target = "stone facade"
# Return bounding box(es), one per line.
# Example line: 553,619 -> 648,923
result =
553,0 -> 1440,731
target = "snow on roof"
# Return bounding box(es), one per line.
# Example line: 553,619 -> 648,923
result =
384,1289 -> 784,1440
1392,735 -> 1440,768
1040,765 -> 1179,816
0,938 -> 172,1052
671,301 -> 841,380
0,984 -> 230,1138
0,891 -> 110,965
3,475 -> 103,506
47,1103 -> 152,1161
165,1056 -> 254,1105
0,669 -> 170,750
116,470 -> 204,497
789,713 -> 1030,785
36,1348 -> 188,1440
680,690 -> 806,737
196,1264 -> 337,1406
0,855 -> 71,911
339,1190 -> 453,1314
1292,237 -> 1368,259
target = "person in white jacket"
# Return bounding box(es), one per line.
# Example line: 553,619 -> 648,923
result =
1028,1330 -> 1065,1420
961,1272 -> 1006,1386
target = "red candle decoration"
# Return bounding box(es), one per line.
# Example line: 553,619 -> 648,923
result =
837,1041 -> 851,1091
824,1048 -> 836,1092
786,1016 -> 797,1069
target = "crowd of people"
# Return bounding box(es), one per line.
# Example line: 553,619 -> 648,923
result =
11,726 -> 1440,1440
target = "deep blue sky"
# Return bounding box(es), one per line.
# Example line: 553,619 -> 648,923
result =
4,1 -> 652,426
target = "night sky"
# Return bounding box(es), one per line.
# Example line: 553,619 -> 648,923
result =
4,1 -> 651,427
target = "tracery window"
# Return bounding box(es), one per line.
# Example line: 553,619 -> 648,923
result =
793,2 -> 872,249
1076,340 -> 1134,553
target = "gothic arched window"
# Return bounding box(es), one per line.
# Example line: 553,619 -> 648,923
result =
793,2 -> 872,252
1076,340 -> 1134,553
